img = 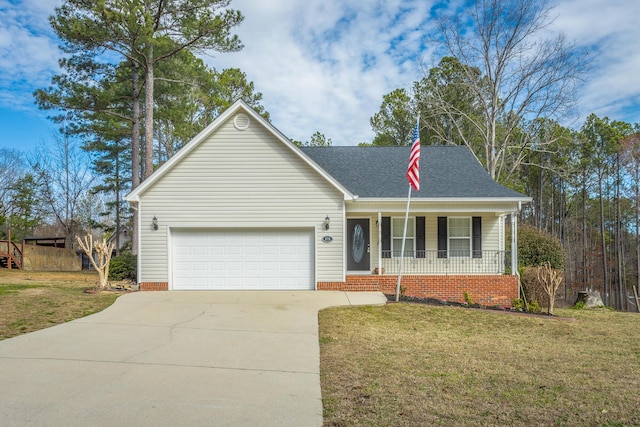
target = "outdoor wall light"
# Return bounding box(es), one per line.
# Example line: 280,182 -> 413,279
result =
152,216 -> 158,231
324,215 -> 330,230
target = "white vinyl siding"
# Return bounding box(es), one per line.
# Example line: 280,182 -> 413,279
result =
138,116 -> 344,285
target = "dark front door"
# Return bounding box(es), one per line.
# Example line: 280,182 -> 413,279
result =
347,219 -> 370,271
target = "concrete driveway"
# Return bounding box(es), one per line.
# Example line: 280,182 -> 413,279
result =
0,290 -> 386,427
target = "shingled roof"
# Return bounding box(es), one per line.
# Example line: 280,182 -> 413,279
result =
301,145 -> 527,199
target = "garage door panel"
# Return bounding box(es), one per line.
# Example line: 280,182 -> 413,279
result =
172,229 -> 314,290
210,246 -> 225,256
245,246 -> 260,256
263,263 -> 277,271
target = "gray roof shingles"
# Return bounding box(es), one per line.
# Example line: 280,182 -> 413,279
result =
301,145 -> 527,199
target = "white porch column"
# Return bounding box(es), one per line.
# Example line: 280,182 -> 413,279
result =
377,212 -> 382,275
511,211 -> 519,296
511,212 -> 518,272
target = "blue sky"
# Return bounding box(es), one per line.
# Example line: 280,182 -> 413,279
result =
1,0 -> 640,152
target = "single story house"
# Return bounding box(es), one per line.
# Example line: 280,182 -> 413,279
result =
125,100 -> 531,305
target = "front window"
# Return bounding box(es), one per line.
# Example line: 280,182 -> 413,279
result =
449,217 -> 471,257
392,217 -> 414,257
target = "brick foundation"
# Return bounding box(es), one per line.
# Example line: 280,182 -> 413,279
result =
140,282 -> 169,291
138,276 -> 517,306
318,275 -> 518,307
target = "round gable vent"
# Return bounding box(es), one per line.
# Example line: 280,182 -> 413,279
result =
233,113 -> 250,130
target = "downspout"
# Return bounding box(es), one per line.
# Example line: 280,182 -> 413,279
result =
512,202 -> 521,298
378,212 -> 382,275
131,201 -> 141,287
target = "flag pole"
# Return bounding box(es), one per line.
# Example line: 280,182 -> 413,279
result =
396,115 -> 421,302
395,185 -> 412,302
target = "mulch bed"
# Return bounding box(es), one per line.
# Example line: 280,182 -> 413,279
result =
384,294 -> 576,320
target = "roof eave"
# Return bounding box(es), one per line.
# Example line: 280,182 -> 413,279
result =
349,196 -> 532,204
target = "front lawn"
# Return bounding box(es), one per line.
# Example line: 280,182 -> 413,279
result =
0,270 -> 119,340
320,303 -> 640,426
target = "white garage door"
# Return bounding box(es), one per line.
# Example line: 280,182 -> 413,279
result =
172,229 -> 314,290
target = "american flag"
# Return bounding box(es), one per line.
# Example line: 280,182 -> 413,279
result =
406,119 -> 420,191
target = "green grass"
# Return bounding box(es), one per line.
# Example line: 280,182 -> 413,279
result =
0,284 -> 42,295
320,303 -> 640,427
0,271 -> 120,340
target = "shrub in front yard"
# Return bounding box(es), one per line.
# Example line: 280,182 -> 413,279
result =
517,224 -> 566,269
109,252 -> 137,281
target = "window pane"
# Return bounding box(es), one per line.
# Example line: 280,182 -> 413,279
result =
393,239 -> 414,256
449,218 -> 470,238
450,239 -> 470,257
392,218 -> 414,238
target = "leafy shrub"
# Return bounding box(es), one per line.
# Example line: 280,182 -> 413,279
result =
517,224 -> 566,269
109,252 -> 137,281
512,298 -> 525,311
463,291 -> 474,306
574,301 -> 586,310
528,301 -> 541,314
521,266 -> 547,306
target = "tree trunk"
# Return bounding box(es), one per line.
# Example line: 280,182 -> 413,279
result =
599,175 -> 608,305
131,64 -> 140,189
115,144 -> 120,256
144,45 -> 154,180
131,63 -> 140,254
537,162 -> 543,229
582,181 -> 587,290
636,161 -> 640,309
616,153 -> 624,310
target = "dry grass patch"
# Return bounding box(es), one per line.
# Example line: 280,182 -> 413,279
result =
320,303 -> 640,427
0,270 -> 120,340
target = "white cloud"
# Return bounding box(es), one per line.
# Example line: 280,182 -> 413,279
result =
551,0 -> 640,123
0,0 -> 61,110
210,0 -> 436,145
212,0 -> 640,145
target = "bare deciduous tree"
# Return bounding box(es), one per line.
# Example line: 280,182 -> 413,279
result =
0,149 -> 26,221
431,0 -> 588,182
537,262 -> 564,315
30,133 -> 95,248
76,234 -> 115,290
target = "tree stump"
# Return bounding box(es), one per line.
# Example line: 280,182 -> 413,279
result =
574,291 -> 604,308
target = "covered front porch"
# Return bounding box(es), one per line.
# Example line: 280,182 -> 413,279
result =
344,200 -> 520,277
316,200 -> 523,306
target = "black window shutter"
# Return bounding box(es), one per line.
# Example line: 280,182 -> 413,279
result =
437,217 -> 447,258
416,216 -> 425,258
472,216 -> 482,258
381,217 -> 391,258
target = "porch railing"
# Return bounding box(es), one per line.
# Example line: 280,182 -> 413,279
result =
0,240 -> 24,269
378,250 -> 511,275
